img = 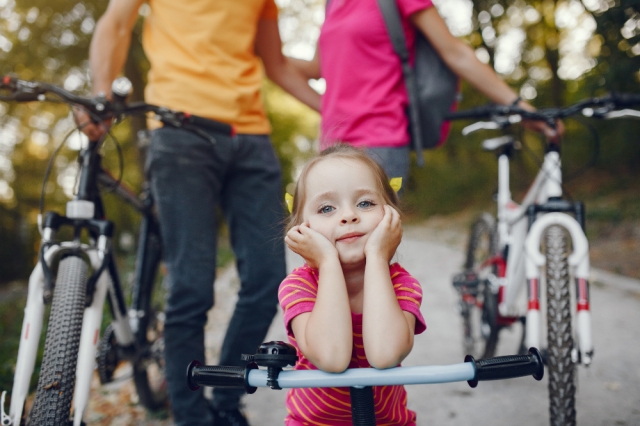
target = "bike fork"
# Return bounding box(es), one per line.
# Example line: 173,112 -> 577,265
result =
524,213 -> 594,364
4,246 -> 136,425
6,250 -> 55,426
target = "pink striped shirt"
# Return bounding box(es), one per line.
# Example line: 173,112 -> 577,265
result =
278,263 -> 426,425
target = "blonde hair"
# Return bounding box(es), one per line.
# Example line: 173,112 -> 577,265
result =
286,144 -> 401,232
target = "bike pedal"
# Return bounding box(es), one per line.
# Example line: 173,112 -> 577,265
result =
452,272 -> 480,291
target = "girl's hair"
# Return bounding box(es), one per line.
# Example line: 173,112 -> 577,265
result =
287,144 -> 401,232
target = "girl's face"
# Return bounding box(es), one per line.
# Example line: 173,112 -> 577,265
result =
301,157 -> 386,266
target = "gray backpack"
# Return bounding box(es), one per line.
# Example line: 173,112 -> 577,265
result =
376,0 -> 459,166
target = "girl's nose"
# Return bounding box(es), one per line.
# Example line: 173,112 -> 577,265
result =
340,209 -> 359,224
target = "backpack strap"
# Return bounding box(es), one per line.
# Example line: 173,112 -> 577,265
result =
376,0 -> 425,166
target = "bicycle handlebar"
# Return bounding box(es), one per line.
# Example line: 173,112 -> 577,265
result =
186,347 -> 543,391
445,92 -> 640,124
0,75 -> 234,137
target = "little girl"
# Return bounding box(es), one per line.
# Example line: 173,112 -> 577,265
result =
278,144 -> 426,425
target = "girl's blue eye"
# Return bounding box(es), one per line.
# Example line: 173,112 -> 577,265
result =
319,205 -> 335,214
357,200 -> 375,209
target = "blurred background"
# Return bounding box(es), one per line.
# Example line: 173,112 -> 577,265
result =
1,0 -> 639,410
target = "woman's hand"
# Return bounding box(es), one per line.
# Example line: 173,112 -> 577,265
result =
364,205 -> 402,263
285,223 -> 338,269
516,99 -> 565,141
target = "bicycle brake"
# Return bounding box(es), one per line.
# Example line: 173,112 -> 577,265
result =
1,391 -> 11,426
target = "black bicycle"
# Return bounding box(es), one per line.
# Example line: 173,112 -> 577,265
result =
0,75 -> 232,426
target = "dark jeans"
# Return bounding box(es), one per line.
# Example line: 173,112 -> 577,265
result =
146,128 -> 286,426
366,146 -> 410,191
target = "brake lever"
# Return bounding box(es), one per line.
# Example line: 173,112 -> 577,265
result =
603,109 -> 640,119
462,121 -> 500,135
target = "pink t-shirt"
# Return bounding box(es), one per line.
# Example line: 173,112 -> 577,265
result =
319,0 -> 434,149
278,263 -> 427,425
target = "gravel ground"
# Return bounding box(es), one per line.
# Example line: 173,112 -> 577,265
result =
57,215 -> 640,424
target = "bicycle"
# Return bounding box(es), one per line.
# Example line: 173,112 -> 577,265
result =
185,340 -> 544,426
448,94 -> 640,426
0,75 -> 233,426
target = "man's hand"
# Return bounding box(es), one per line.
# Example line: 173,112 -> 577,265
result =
73,107 -> 113,142
285,223 -> 338,269
364,205 -> 402,263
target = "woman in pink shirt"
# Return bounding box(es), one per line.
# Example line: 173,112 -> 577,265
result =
292,0 -> 558,182
279,145 -> 426,424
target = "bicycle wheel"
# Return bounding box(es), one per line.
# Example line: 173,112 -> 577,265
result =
28,255 -> 87,425
544,226 -> 576,426
133,306 -> 167,411
460,214 -> 499,359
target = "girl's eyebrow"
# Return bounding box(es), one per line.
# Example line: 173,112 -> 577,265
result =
309,190 -> 337,204
309,188 -> 378,204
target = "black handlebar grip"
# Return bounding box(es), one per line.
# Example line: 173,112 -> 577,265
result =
614,92 -> 640,107
186,360 -> 257,394
465,347 -> 544,388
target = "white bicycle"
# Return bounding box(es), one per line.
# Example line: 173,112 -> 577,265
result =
449,93 -> 640,426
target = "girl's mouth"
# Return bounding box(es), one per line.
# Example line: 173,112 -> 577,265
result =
336,233 -> 364,243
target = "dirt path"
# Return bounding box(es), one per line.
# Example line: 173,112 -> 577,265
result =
82,215 -> 640,425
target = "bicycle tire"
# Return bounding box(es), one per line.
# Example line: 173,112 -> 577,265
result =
28,255 -> 87,426
462,214 -> 499,359
132,306 -> 167,411
544,225 -> 576,426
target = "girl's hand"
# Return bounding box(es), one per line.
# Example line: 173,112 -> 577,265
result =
364,205 -> 402,262
285,223 -> 338,269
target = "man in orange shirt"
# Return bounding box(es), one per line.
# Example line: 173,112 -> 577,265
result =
79,1 -> 320,425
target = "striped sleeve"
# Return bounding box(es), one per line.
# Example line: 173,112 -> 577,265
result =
278,265 -> 319,334
390,263 -> 427,334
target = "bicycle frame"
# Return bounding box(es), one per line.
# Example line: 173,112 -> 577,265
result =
491,142 -> 593,364
6,142 -> 161,426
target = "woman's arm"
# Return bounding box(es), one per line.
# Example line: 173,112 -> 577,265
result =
362,206 -> 415,369
286,225 -> 353,372
411,7 -> 561,138
255,20 -> 322,112
288,48 -> 322,80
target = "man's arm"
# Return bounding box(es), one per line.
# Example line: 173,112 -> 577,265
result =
75,0 -> 144,141
288,48 -> 321,80
255,19 -> 321,112
89,0 -> 145,95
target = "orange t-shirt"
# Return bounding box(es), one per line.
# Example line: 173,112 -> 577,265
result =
142,0 -> 277,134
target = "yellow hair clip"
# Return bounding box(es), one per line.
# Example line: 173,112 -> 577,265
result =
285,193 -> 294,214
389,177 -> 402,193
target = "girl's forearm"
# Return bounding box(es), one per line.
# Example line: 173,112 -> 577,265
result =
362,256 -> 414,369
302,258 -> 353,372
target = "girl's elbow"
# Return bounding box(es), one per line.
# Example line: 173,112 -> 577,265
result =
309,345 -> 352,372
314,354 -> 351,373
